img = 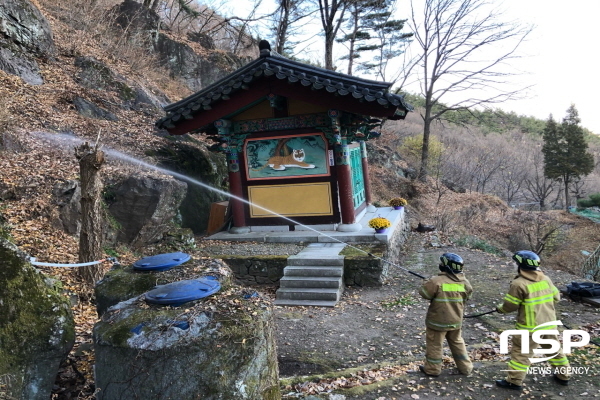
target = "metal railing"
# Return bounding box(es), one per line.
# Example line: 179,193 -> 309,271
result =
581,244 -> 600,281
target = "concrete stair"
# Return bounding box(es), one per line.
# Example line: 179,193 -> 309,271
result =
274,243 -> 346,307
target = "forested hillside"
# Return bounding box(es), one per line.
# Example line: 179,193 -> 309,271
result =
383,101 -> 600,210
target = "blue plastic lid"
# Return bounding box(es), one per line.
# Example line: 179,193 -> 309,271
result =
144,277 -> 220,306
133,252 -> 191,272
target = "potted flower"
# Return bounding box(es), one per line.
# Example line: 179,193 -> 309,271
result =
368,216 -> 392,233
389,197 -> 408,210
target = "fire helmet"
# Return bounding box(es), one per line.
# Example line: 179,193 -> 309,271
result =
512,250 -> 540,270
439,252 -> 464,274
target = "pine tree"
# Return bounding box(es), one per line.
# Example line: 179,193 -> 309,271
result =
337,0 -> 411,78
542,105 -> 594,209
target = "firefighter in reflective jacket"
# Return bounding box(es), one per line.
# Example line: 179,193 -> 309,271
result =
418,253 -> 473,377
495,250 -> 571,391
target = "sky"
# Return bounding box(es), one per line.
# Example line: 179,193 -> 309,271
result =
494,0 -> 600,133
233,0 -> 600,133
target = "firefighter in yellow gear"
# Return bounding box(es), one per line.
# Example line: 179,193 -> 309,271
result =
495,250 -> 570,391
418,253 -> 473,377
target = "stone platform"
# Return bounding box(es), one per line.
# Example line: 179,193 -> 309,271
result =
207,206 -> 405,244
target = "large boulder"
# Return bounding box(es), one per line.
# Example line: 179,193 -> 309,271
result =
366,142 -> 408,179
0,238 -> 75,400
51,179 -> 81,235
0,0 -> 56,84
0,47 -> 44,85
111,0 -> 160,36
108,174 -> 188,247
74,56 -> 168,112
151,142 -> 229,234
72,97 -> 119,121
51,174 -> 190,247
153,33 -> 248,92
94,285 -> 280,399
95,257 -> 233,316
107,0 -> 251,93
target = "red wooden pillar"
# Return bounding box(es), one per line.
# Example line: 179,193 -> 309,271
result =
336,141 -> 355,225
360,141 -> 373,206
328,109 -> 361,232
216,118 -> 249,233
227,150 -> 247,231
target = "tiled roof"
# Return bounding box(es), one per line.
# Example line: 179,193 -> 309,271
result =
156,47 -> 413,131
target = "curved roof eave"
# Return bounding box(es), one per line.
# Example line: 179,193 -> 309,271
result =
156,50 -> 413,131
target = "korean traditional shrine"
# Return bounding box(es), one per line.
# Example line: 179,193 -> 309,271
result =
156,41 -> 412,234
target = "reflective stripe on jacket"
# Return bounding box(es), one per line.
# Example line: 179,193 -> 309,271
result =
497,269 -> 560,332
419,272 -> 473,331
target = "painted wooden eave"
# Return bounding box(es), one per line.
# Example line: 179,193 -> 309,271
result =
156,49 -> 413,134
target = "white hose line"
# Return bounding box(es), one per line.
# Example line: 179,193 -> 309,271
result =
29,257 -> 110,267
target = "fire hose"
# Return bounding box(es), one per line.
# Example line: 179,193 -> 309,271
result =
366,252 -> 427,280
29,257 -> 117,267
464,309 -> 497,318
462,309 -> 600,347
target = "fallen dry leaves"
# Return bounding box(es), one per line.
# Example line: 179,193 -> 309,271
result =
284,362 -> 421,395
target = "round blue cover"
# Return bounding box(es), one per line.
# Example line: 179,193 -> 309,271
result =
133,252 -> 191,272
144,277 -> 220,306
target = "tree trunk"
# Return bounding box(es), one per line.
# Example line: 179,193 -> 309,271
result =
75,142 -> 105,285
275,0 -> 290,54
563,175 -> 570,210
325,30 -> 335,70
418,115 -> 432,182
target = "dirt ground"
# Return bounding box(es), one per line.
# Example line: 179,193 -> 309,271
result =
259,232 -> 600,400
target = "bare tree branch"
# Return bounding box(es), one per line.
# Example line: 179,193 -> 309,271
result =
397,0 -> 533,181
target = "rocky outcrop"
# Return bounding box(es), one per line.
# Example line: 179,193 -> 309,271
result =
52,175 -> 188,248
152,142 -> 229,234
366,142 -> 412,179
111,0 -> 160,37
74,56 -> 168,113
108,174 -> 188,247
0,47 -> 44,85
187,31 -> 216,50
0,0 -> 56,84
50,144 -> 229,240
109,0 -> 248,93
0,238 -> 75,400
154,33 -> 248,92
51,179 -> 81,235
72,97 -> 119,121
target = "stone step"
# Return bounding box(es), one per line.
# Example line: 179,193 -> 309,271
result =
275,288 -> 342,301
273,299 -> 339,307
279,276 -> 342,289
286,255 -> 345,266
283,265 -> 344,277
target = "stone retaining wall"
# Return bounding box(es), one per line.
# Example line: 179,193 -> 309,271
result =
224,218 -> 411,287
222,256 -> 288,286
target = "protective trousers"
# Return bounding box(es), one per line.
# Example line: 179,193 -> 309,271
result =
506,333 -> 571,386
423,327 -> 473,376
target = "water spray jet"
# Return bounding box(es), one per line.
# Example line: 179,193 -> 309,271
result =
30,131 -> 427,280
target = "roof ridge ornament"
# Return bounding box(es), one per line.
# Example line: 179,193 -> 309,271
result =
259,40 -> 271,58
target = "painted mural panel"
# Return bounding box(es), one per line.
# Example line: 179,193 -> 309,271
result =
245,133 -> 329,180
248,183 -> 333,217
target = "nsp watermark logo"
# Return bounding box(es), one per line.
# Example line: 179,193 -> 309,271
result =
499,320 -> 590,364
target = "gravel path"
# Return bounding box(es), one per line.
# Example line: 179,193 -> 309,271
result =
194,239 -> 307,257
272,233 -> 600,400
